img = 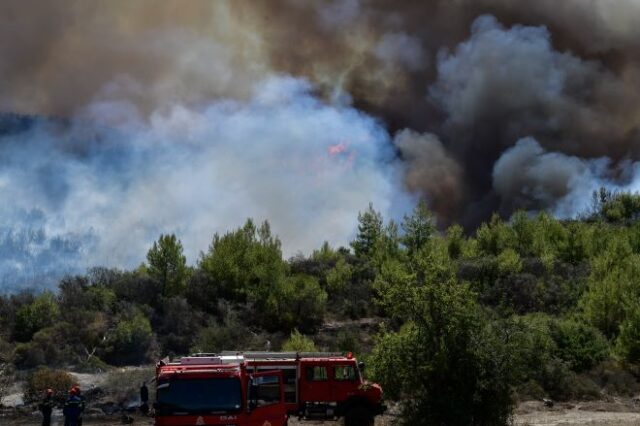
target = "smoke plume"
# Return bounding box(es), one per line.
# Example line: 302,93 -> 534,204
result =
2,0 -> 640,288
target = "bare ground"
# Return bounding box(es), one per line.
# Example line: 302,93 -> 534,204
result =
514,400 -> 640,426
5,401 -> 640,425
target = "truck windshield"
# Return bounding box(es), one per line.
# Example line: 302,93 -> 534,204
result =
156,377 -> 242,414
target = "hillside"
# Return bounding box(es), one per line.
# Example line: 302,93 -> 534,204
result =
3,195 -> 640,424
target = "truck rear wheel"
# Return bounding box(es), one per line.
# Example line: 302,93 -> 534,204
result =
344,405 -> 374,426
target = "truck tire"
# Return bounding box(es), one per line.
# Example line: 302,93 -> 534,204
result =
344,405 -> 374,426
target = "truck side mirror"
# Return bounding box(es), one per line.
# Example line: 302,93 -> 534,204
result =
358,361 -> 365,372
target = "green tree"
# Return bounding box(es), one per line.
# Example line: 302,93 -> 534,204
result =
351,203 -> 384,259
446,224 -> 465,260
582,238 -> 639,338
401,200 -> 435,256
146,234 -> 189,297
476,214 -> 516,256
370,241 -> 514,425
103,310 -> 154,365
13,292 -> 59,342
199,219 -> 286,304
497,248 -> 522,275
267,275 -> 327,333
311,241 -> 340,263
615,303 -> 640,363
551,318 -> 608,372
511,211 -> 535,256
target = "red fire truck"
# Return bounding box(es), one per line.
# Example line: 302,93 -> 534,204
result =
155,352 -> 385,426
154,354 -> 289,426
223,352 -> 385,426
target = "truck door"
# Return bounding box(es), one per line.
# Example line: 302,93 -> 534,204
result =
331,363 -> 360,403
299,362 -> 332,403
248,371 -> 288,426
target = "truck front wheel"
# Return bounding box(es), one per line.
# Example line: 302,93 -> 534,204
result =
344,405 -> 374,426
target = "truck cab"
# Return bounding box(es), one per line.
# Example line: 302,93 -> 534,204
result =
154,355 -> 288,426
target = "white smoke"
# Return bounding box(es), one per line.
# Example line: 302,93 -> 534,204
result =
0,76 -> 412,290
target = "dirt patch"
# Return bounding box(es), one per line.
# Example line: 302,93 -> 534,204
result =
515,400 -> 640,426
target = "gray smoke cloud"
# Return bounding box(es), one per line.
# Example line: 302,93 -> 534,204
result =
493,137 -> 640,218
393,130 -> 462,220
427,14 -> 640,222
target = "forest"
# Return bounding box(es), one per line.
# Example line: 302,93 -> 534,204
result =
3,189 -> 640,425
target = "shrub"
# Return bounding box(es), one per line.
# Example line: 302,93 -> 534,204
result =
13,292 -> 59,342
515,380 -> 545,401
497,249 -> 523,275
191,313 -> 263,354
24,368 -> 73,404
591,360 -> 640,396
102,311 -> 154,365
281,329 -> 316,352
103,367 -> 155,403
551,318 -> 609,372
266,274 -> 327,333
615,304 -> 640,363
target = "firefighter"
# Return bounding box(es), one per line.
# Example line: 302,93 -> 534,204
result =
139,381 -> 149,414
63,388 -> 83,426
72,385 -> 86,426
38,388 -> 54,426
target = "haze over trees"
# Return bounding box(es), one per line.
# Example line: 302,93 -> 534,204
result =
3,192 -> 640,424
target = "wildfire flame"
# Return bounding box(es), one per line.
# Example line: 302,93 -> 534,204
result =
328,142 -> 348,156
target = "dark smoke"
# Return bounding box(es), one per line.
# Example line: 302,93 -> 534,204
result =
2,0 -> 640,288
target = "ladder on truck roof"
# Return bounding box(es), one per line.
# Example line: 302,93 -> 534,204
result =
217,351 -> 345,360
177,354 -> 244,365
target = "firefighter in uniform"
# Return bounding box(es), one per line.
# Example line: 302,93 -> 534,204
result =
39,388 -> 54,426
63,388 -> 83,426
140,381 -> 149,414
73,385 -> 86,426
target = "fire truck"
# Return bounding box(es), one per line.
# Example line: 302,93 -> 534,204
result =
154,354 -> 288,426
235,351 -> 385,426
155,352 -> 385,426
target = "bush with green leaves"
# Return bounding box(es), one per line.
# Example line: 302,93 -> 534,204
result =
13,292 -> 59,342
191,310 -> 264,354
281,329 -> 316,352
615,303 -> 640,363
102,310 -> 154,365
582,237 -> 640,338
266,274 -> 327,333
550,318 -> 609,372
